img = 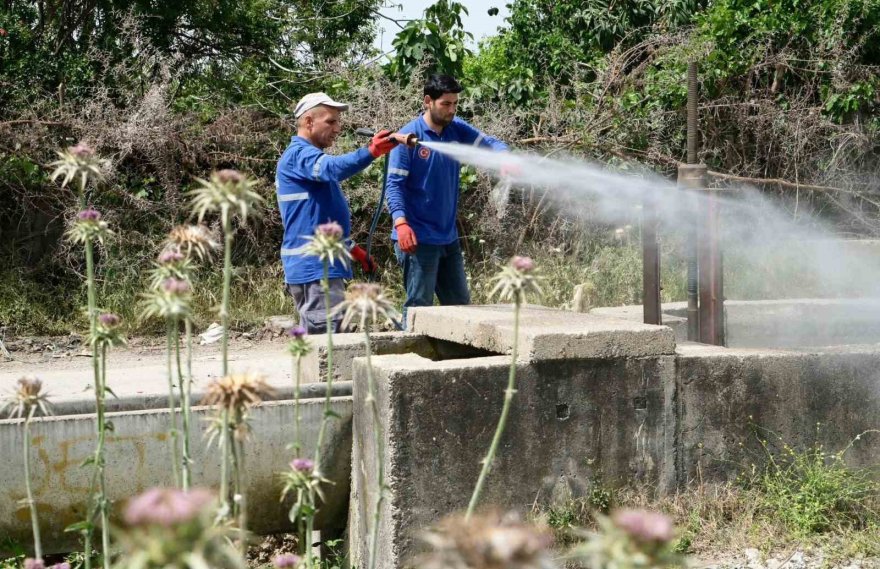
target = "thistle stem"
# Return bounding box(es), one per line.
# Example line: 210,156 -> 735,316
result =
84,238 -> 107,566
221,219 -> 233,376
466,298 -> 521,519
236,438 -> 248,559
23,407 -> 43,561
220,407 -> 231,516
365,330 -> 385,569
166,318 -> 181,487
99,344 -> 110,569
293,356 -> 302,454
313,259 -> 334,471
175,322 -> 191,490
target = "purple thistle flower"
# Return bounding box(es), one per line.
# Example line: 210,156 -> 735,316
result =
511,256 -> 535,273
215,169 -> 246,184
161,278 -> 190,295
76,208 -> 102,222
158,250 -> 185,264
50,563 -> 71,569
98,313 -> 121,328
68,142 -> 95,159
24,559 -> 45,569
611,509 -> 675,543
290,458 -> 314,473
273,553 -> 301,569
316,221 -> 343,239
124,487 -> 214,527
287,325 -> 307,339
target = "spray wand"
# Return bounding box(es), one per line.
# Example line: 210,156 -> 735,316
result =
353,127 -> 417,279
353,127 -> 416,331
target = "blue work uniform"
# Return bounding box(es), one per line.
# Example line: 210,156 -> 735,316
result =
385,115 -> 508,324
276,136 -> 374,284
385,116 -> 508,244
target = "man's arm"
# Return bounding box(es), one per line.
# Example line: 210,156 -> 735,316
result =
454,118 -> 509,152
385,143 -> 411,223
291,146 -> 375,184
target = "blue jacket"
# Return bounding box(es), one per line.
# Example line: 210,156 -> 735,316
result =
386,115 -> 508,245
276,136 -> 375,284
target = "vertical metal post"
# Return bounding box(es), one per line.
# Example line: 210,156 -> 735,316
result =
699,191 -> 725,345
642,201 -> 661,325
684,59 -> 701,341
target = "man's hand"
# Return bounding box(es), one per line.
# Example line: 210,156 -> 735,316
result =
350,245 -> 376,274
394,218 -> 418,254
368,129 -> 399,158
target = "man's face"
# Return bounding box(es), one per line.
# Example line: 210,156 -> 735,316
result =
425,92 -> 458,128
305,106 -> 342,149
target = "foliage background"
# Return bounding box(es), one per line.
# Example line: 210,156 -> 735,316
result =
2,0 -> 880,335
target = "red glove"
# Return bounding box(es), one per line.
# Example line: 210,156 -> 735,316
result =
395,218 -> 418,254
350,245 -> 376,274
368,129 -> 398,158
499,162 -> 521,178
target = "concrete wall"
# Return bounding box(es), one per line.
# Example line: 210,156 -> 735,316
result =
347,306 -> 880,569
676,344 -> 880,483
0,397 -> 352,556
349,353 -> 677,569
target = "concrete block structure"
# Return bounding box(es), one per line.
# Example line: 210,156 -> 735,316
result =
3,302 -> 880,563
348,304 -> 880,569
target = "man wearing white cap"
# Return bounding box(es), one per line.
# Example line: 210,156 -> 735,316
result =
277,92 -> 405,333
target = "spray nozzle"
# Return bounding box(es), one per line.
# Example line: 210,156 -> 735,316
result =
354,127 -> 418,147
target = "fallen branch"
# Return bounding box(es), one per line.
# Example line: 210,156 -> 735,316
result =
706,170 -> 860,194
0,119 -> 68,127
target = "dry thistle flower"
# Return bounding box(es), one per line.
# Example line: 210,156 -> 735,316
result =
165,225 -> 219,262
66,207 -> 113,245
333,283 -> 400,330
2,377 -> 51,419
140,277 -> 192,320
490,256 -> 543,304
202,372 -> 274,413
49,142 -> 106,192
287,326 -> 312,359
294,221 -> 350,268
415,511 -> 556,569
189,169 -> 263,226
124,488 -> 215,527
272,553 -> 301,569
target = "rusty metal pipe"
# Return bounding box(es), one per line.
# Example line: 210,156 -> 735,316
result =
685,60 -> 700,341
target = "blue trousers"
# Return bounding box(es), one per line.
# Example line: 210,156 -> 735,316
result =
394,240 -> 471,326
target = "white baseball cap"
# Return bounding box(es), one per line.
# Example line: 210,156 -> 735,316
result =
293,92 -> 350,118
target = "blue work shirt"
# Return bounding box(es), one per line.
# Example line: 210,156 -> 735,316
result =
386,115 -> 508,245
276,136 -> 375,284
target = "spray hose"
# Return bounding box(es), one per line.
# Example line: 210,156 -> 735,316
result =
353,127 -> 418,281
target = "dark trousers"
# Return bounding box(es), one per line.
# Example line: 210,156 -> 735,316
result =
394,240 -> 470,326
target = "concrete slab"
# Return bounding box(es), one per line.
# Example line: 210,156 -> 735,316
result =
593,298 -> 880,348
0,344 -> 342,416
300,332 -> 495,384
408,304 -> 676,361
